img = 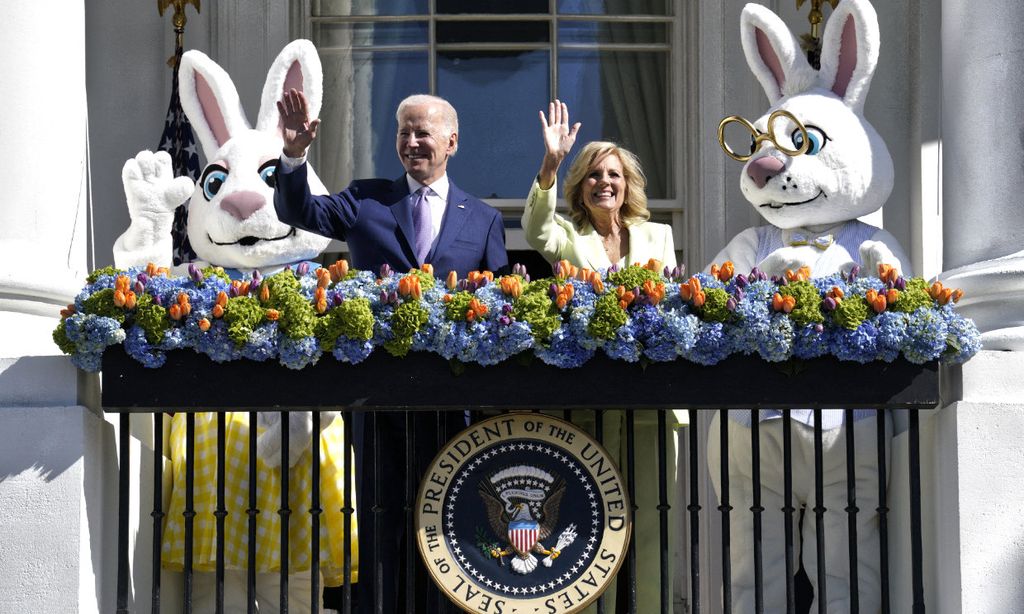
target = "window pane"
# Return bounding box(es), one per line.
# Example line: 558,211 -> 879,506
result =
437,21 -> 549,45
316,51 -> 429,191
438,50 -> 550,199
558,0 -> 668,16
558,50 -> 670,198
315,0 -> 427,16
315,22 -> 428,48
437,0 -> 547,15
558,19 -> 668,45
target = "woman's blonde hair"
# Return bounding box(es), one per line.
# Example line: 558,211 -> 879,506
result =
563,141 -> 650,230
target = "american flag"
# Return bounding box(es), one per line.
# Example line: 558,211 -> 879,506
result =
157,41 -> 201,265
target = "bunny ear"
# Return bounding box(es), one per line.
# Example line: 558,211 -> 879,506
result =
256,39 -> 324,136
740,3 -> 816,105
818,0 -> 880,112
179,50 -> 251,159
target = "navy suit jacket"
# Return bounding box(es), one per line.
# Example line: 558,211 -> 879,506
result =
274,162 -> 508,278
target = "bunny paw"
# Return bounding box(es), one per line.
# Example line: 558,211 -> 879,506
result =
122,150 -> 195,219
757,246 -> 820,279
858,241 -> 902,278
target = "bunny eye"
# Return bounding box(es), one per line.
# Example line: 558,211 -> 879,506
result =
258,160 -> 278,188
791,126 -> 829,155
200,165 -> 229,201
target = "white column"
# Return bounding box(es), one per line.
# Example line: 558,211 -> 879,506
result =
0,0 -> 90,357
940,0 -> 1024,349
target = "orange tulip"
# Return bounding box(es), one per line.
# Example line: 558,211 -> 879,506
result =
500,276 -> 522,299
483,270 -> 494,282
212,304 -> 225,318
928,281 -> 944,300
785,266 -> 811,282
60,304 -> 76,318
644,258 -> 662,272
266,309 -> 280,321
952,289 -> 964,303
240,281 -> 251,296
113,289 -> 127,307
198,318 -> 211,332
443,294 -> 453,303
216,291 -> 229,307
691,290 -> 706,309
870,295 -> 887,313
878,263 -> 899,285
168,304 -> 182,321
124,291 -> 137,310
145,262 -> 158,277
556,294 -> 569,310
866,289 -> 878,304
828,286 -> 845,300
886,288 -> 900,304
317,268 -> 331,288
421,263 -> 433,275
447,270 -> 458,290
260,284 -> 271,302
591,278 -> 604,294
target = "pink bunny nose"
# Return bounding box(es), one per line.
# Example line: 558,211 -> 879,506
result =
747,156 -> 785,189
219,191 -> 266,220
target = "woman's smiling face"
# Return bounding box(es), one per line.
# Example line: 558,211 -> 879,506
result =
581,153 -> 626,219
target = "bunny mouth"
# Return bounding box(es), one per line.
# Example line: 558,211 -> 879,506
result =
759,189 -> 827,209
209,228 -> 297,247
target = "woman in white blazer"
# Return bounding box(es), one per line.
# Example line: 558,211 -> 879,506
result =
522,100 -> 683,614
522,100 -> 675,271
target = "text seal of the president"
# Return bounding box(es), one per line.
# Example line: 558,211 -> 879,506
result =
416,413 -> 631,613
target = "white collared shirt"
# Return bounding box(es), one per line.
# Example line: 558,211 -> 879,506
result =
405,173 -> 449,247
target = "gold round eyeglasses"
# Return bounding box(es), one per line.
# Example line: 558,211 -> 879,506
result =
717,109 -> 810,162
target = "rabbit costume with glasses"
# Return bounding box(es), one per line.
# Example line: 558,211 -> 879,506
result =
114,40 -> 355,613
707,1 -> 907,612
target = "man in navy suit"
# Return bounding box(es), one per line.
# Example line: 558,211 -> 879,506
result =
274,91 -> 508,612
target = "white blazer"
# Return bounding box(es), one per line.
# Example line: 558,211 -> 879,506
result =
522,180 -> 676,271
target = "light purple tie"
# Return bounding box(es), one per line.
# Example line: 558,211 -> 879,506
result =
413,186 -> 432,264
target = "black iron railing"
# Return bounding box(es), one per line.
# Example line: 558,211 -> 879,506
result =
104,347 -> 939,613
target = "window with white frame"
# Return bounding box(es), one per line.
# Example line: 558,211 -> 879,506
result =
299,0 -> 682,253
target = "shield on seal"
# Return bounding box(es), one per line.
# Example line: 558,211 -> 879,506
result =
508,519 -> 540,556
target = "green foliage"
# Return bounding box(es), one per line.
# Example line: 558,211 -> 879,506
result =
511,291 -> 563,342
315,298 -> 374,351
588,293 -> 627,340
833,296 -> 870,330
700,288 -> 734,323
891,278 -> 933,313
52,320 -> 75,354
82,289 -> 126,324
444,291 -> 476,322
86,266 -> 125,284
202,266 -> 231,285
384,300 -> 430,357
779,280 -> 824,327
607,265 -> 660,290
133,293 -> 169,344
272,290 -> 317,339
224,296 -> 265,346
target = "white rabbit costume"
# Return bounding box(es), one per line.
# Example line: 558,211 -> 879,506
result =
707,1 -> 906,612
113,40 -> 356,613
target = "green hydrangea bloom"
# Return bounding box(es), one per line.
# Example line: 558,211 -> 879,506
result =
588,293 -> 627,340
133,293 -> 169,343
272,290 -> 318,339
82,289 -> 126,324
52,320 -> 75,354
511,291 -> 562,342
224,296 -> 265,346
444,292 -> 477,322
833,296 -> 870,330
265,269 -> 301,295
315,297 -> 374,350
86,266 -> 125,284
384,300 -> 430,357
406,269 -> 436,291
202,266 -> 232,285
608,265 -> 660,290
700,287 -> 733,323
779,280 -> 825,327
891,278 -> 934,313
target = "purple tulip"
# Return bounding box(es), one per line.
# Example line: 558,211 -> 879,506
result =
608,263 -> 619,274
188,263 -> 201,283
136,272 -> 149,285
814,323 -> 824,333
379,290 -> 388,303
848,265 -> 860,281
549,283 -> 559,297
663,265 -> 671,278
380,264 -> 393,279
252,270 -> 262,283
895,277 -> 906,291
502,304 -> 513,315
734,288 -> 745,302
823,297 -> 837,311
726,298 -> 737,312
498,315 -> 511,327
478,277 -> 489,288
154,294 -> 164,305
523,273 -> 531,283
133,281 -> 146,295
250,279 -> 261,291
297,262 -> 310,276
228,286 -> 238,298
389,291 -> 400,304
332,294 -> 344,306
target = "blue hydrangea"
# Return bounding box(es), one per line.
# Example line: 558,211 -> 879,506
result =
602,324 -> 641,363
757,313 -> 794,362
686,321 -> 730,366
902,308 -> 949,364
241,323 -> 279,362
793,324 -> 831,360
535,324 -> 594,368
123,325 -> 167,368
941,308 -> 982,364
278,335 -> 322,370
834,321 -> 880,363
642,310 -> 698,362
874,311 -> 909,362
195,320 -> 243,363
333,337 -> 375,364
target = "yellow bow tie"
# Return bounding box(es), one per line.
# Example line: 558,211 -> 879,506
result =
788,233 -> 833,250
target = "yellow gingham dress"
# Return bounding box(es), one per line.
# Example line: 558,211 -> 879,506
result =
161,412 -> 358,586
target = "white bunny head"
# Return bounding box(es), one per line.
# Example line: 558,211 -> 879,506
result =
733,0 -> 893,230
178,40 -> 331,270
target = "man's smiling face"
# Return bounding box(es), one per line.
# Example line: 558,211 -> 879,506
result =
395,102 -> 458,185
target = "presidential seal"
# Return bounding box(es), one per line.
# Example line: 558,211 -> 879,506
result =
416,414 -> 631,614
